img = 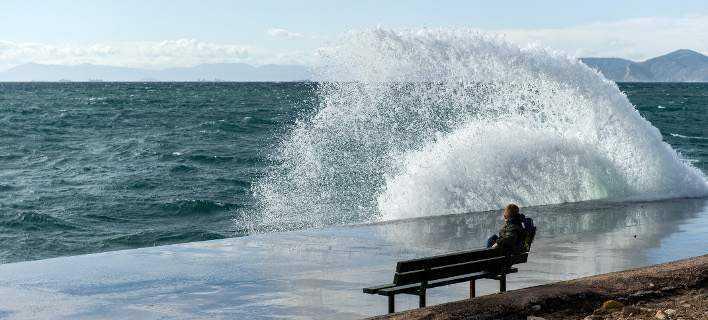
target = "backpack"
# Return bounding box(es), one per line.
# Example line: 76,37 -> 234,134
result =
519,214 -> 536,252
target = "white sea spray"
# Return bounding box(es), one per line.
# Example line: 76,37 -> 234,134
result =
247,29 -> 708,231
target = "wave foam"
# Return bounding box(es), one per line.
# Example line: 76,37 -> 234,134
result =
245,29 -> 708,231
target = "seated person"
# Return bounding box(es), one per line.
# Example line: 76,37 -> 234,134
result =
486,203 -> 525,254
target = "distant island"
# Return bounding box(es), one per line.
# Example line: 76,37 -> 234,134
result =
0,63 -> 312,82
581,49 -> 708,82
2,49 -> 707,82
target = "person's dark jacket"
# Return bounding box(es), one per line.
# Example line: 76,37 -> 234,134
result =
495,215 -> 524,254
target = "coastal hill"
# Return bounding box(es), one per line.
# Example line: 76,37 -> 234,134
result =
581,49 -> 708,82
2,49 -> 707,82
0,62 -> 312,82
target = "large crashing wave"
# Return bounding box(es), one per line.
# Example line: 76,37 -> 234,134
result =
244,29 -> 708,232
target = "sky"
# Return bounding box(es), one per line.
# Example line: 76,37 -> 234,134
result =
1,0 -> 708,71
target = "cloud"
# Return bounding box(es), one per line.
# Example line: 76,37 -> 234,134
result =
267,28 -> 304,39
2,15 -> 707,71
0,39 -> 314,71
495,15 -> 708,61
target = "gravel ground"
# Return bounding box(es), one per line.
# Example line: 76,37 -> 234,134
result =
540,288 -> 708,320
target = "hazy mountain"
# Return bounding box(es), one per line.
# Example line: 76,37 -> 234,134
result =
0,63 -> 313,82
642,49 -> 708,82
581,49 -> 708,82
4,50 -> 707,82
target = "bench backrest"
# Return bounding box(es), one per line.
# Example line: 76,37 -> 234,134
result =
393,248 -> 528,286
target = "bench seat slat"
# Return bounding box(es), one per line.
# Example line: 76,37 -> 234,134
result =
363,283 -> 396,294
369,268 -> 519,296
381,272 -> 491,295
428,267 -> 517,288
376,282 -> 421,295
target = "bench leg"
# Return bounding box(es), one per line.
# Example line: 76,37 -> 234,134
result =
499,274 -> 507,292
388,295 -> 395,314
419,280 -> 427,308
469,279 -> 476,298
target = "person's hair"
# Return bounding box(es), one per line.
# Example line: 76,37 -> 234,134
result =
503,203 -> 520,218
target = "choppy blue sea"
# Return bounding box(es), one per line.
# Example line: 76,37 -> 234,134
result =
0,82 -> 706,264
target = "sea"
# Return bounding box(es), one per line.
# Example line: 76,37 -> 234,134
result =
1,81 -> 705,265
0,82 -> 316,263
1,32 -> 707,265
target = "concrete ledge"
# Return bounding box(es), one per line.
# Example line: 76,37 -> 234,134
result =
369,254 -> 708,320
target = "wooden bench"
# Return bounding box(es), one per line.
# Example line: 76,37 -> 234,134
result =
363,248 -> 529,314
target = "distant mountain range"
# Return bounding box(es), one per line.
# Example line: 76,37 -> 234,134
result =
0,63 -> 312,82
581,49 -> 708,82
2,49 -> 707,82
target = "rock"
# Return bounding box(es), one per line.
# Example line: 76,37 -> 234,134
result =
680,303 -> 691,308
622,305 -> 642,316
600,300 -> 624,311
631,290 -> 659,298
583,316 -> 602,320
526,317 -> 546,320
530,304 -> 541,311
648,283 -> 655,288
593,300 -> 624,315
592,309 -> 606,315
664,309 -> 676,316
655,310 -> 667,319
